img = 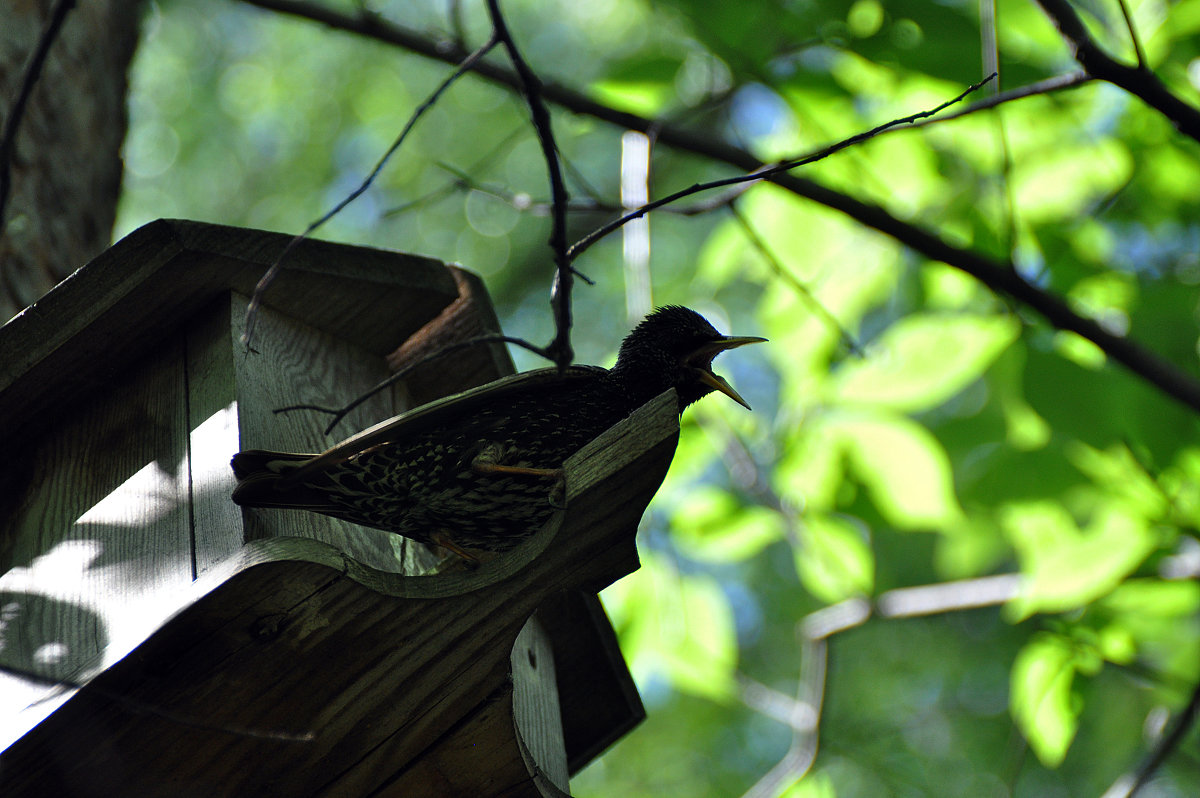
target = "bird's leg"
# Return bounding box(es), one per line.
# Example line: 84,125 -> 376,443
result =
430,530 -> 480,567
471,442 -> 567,508
470,442 -> 563,479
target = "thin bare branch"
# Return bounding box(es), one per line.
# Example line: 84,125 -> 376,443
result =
906,71 -> 1091,130
1115,0 -> 1148,70
484,0 -> 575,370
1101,678 -> 1200,797
434,160 -> 742,223
568,74 -> 996,262
738,636 -> 827,798
241,0 -> 1200,416
1035,0 -> 1200,142
276,333 -> 548,434
240,30 -> 500,348
0,0 -> 75,228
729,203 -> 863,356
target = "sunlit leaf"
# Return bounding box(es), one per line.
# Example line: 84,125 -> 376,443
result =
1010,633 -> 1081,767
590,79 -> 675,116
774,417 -> 848,513
795,512 -> 874,602
1065,442 -> 1168,518
606,553 -> 738,702
672,488 -> 787,562
1101,578 -> 1200,617
778,771 -> 837,798
832,314 -> 1019,412
1003,501 -> 1157,618
839,412 -> 965,530
1097,624 -> 1136,665
1012,138 -> 1133,222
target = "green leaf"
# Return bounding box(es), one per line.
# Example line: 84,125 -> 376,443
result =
605,553 -> 738,702
1012,138 -> 1133,222
672,489 -> 787,562
832,313 -> 1019,412
590,78 -> 675,116
1003,501 -> 1157,619
774,416 -> 849,513
839,412 -> 965,530
1101,578 -> 1200,617
1010,633 -> 1081,767
1065,442 -> 1168,518
778,771 -> 837,798
795,512 -> 874,602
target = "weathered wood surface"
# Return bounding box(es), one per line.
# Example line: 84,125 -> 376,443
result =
0,218 -> 459,454
379,614 -> 569,797
0,390 -> 679,797
223,293 -> 410,571
537,591 -> 645,774
1,219 -> 652,794
0,220 -> 462,748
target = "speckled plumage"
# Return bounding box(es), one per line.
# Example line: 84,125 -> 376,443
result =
230,306 -> 763,556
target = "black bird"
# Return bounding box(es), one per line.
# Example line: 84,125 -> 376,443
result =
230,305 -> 765,560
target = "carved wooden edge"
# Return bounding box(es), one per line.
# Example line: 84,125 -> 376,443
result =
193,389 -> 678,606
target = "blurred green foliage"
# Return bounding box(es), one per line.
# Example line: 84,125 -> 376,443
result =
118,0 -> 1200,794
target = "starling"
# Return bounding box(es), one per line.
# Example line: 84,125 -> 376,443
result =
230,305 -> 764,560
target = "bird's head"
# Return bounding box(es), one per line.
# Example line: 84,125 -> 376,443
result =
611,305 -> 766,411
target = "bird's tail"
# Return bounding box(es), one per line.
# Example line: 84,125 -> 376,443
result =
230,449 -> 330,510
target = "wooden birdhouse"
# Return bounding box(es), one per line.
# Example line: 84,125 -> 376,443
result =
0,220 -> 680,796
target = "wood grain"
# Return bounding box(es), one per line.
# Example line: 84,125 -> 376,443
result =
0,390 -> 680,797
0,337 -> 193,749
0,219 -> 460,454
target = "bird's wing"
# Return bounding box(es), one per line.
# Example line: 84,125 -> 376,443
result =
279,365 -> 606,485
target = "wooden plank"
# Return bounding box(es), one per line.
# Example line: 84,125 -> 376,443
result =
372,686 -> 536,798
380,614 -> 569,797
512,613 -> 570,791
0,337 -> 193,749
186,296 -> 245,576
228,292 -> 417,573
538,591 -> 645,774
0,390 -> 679,796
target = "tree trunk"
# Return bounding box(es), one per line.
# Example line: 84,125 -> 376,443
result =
1,0 -> 142,322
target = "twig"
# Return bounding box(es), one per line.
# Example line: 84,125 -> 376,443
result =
275,333 -> 548,434
1035,0 -> 1200,142
728,203 -> 863,356
1115,0 -> 1148,70
241,0 -> 1200,415
0,0 -> 75,228
906,72 -> 1091,130
383,124 -> 527,217
484,0 -> 575,370
567,74 -> 996,262
434,160 -> 740,222
240,31 -> 500,349
1101,678 -> 1200,798
738,636 -> 827,798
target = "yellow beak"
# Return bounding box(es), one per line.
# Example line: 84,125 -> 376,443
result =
688,335 -> 767,410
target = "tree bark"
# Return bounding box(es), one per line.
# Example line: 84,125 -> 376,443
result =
1,0 -> 142,322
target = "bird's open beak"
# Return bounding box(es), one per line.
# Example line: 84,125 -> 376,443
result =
688,335 -> 767,410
